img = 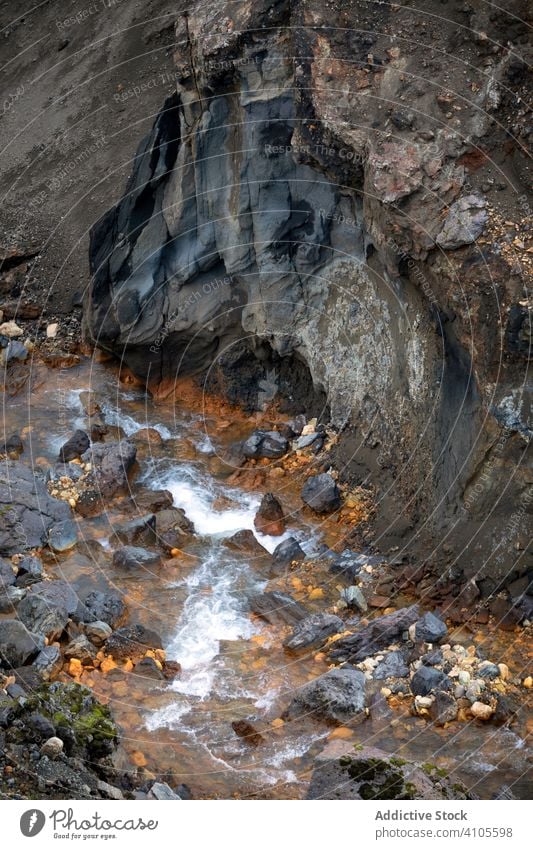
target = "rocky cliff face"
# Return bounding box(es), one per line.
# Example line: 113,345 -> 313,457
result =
86,0 -> 532,591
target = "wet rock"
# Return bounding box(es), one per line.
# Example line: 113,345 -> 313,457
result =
133,488 -> 174,513
113,513 -> 156,546
224,530 -> 269,556
301,473 -> 341,513
415,611 -> 448,643
271,536 -> 305,570
0,557 -> 16,588
64,635 -> 97,665
0,460 -> 72,555
0,585 -> 26,612
285,667 -> 366,724
113,545 -> 162,570
154,507 -> 195,550
79,590 -> 126,628
373,651 -> 409,680
0,619 -> 44,667
231,719 -> 264,746
428,690 -> 458,726
105,624 -> 163,662
435,194 -> 488,249
492,693 -> 519,726
78,391 -> 100,417
243,430 -> 288,459
58,429 -> 90,463
84,620 -> 112,646
148,782 -> 182,800
249,591 -> 308,626
0,433 -> 24,457
134,656 -> 165,679
32,646 -> 63,680
132,427 -> 163,445
411,666 -> 452,697
283,613 -> 343,653
48,518 -> 78,552
254,493 -> 285,536
80,439 -> 136,498
306,741 -> 473,799
329,605 -> 420,662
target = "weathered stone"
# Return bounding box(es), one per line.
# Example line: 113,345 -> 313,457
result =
147,782 -> 182,800
32,646 -> 63,680
341,585 -> 368,613
40,736 -> 64,759
435,194 -> 488,249
306,741 -> 473,799
415,611 -> 448,644
224,530 -> 269,556
249,591 -> 308,626
373,651 -> 409,680
79,590 -> 126,628
329,605 -> 420,662
48,519 -> 78,552
285,667 -> 366,724
0,585 -> 26,612
64,635 -> 97,664
254,492 -> 285,536
58,430 -> 90,462
0,619 -> 44,667
134,656 -> 165,679
411,666 -> 452,697
243,431 -> 288,459
17,593 -> 69,641
301,473 -> 341,513
80,440 -> 136,499
271,536 -> 305,570
113,513 -> 156,546
84,620 -> 112,646
105,624 -> 163,662
283,613 -> 343,653
0,557 -> 16,589
428,690 -> 458,726
112,545 -> 162,570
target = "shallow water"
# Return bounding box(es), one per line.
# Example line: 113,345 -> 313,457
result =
2,356 -> 531,798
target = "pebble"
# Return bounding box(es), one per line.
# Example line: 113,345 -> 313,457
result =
46,323 -> 59,338
498,663 -> 509,681
523,676 -> 532,689
40,737 -> 64,758
458,670 -> 471,686
470,701 -> 494,720
0,320 -> 23,337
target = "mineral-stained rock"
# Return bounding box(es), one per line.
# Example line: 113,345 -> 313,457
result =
223,529 -> 269,557
301,473 -> 341,513
328,605 -> 420,662
283,613 -> 343,653
153,507 -> 194,550
249,591 -> 308,626
105,624 -> 163,662
285,667 -> 366,725
254,492 -> 285,536
306,741 -> 473,799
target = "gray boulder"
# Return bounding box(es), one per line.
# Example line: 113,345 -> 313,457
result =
272,537 -> 305,570
286,667 -> 366,724
58,430 -> 90,462
435,194 -> 487,249
79,590 -> 126,628
0,460 -> 71,555
301,473 -> 341,513
112,546 -> 162,570
306,741 -> 473,799
0,585 -> 26,612
17,593 -> 69,641
415,611 -> 448,643
411,665 -> 452,697
80,439 -> 136,498
373,650 -> 409,680
32,645 -> 63,680
105,624 -> 163,662
0,619 -> 44,667
249,591 -> 308,626
283,613 -> 343,653
329,605 -> 420,662
243,431 -> 288,459
113,513 -> 156,546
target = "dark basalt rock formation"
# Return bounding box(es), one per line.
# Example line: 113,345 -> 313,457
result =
85,0 -> 532,589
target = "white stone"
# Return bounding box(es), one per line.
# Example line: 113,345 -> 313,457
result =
470,701 -> 494,720
46,323 -> 59,338
40,736 -> 64,758
0,320 -> 23,337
